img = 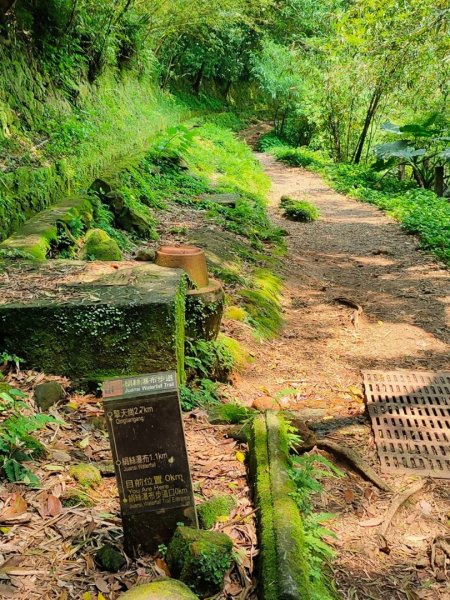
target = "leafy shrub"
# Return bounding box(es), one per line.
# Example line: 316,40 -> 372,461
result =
281,197 -> 320,222
185,338 -> 235,382
257,132 -> 285,151
272,146 -> 325,168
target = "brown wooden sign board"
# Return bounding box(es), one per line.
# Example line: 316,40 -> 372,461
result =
103,371 -> 197,556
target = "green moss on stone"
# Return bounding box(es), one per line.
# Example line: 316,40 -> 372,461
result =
0,262 -> 186,382
197,495 -> 236,529
266,412 -> 312,599
119,579 -> 199,600
250,415 -> 278,600
0,196 -> 94,260
80,228 -> 122,261
69,464 -> 101,489
166,526 -> 233,598
61,487 -> 94,507
95,544 -> 126,572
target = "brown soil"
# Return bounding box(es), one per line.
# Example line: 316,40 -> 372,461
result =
227,150 -> 450,599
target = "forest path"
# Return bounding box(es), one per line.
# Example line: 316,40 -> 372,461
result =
228,150 -> 450,600
231,152 -> 449,414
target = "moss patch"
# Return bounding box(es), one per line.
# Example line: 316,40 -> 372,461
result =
68,464 -> 101,489
166,526 -> 233,598
61,487 -> 94,507
95,545 -> 126,572
197,495 -> 236,529
119,579 -> 199,600
224,305 -> 248,322
80,228 -> 122,261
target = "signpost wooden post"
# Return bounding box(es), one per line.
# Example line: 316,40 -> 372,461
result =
103,371 -> 197,556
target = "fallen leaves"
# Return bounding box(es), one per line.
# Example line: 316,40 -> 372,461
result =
0,495 -> 28,523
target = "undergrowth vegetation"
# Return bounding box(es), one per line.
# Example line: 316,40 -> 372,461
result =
281,196 -> 320,222
270,144 -> 450,265
0,383 -> 55,486
288,429 -> 344,600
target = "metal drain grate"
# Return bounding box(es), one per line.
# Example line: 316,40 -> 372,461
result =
363,370 -> 450,478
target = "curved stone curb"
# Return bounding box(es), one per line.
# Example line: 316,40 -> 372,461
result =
249,412 -> 312,600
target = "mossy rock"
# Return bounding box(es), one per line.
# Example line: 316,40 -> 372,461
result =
80,229 -> 122,261
0,261 -> 186,383
0,196 -> 93,260
34,381 -> 64,411
69,464 -> 101,489
166,526 -> 233,598
119,579 -> 199,599
61,486 -> 93,507
95,544 -> 126,572
197,495 -> 236,529
106,191 -> 155,238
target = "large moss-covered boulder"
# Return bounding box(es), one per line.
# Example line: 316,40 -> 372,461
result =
166,527 -> 233,598
80,229 -> 122,261
119,579 -> 199,599
0,261 -> 186,383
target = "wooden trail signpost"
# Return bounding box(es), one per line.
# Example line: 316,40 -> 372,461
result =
103,371 -> 197,556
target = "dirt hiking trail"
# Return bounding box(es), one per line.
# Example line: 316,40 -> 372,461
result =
228,150 -> 450,600
231,152 -> 449,413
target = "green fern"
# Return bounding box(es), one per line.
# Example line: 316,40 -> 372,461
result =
0,389 -> 57,486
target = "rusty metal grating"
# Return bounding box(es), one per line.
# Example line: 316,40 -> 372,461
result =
363,370 -> 450,478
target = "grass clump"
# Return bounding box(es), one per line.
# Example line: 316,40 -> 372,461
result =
239,269 -> 283,340
281,197 -> 320,222
224,305 -> 248,322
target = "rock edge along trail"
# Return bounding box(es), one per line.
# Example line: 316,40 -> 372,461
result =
232,152 -> 449,412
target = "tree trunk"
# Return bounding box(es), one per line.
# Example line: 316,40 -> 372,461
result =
192,63 -> 205,95
434,166 -> 444,197
352,87 -> 383,164
0,0 -> 15,20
